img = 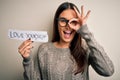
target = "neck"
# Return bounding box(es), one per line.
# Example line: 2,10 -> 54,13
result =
55,40 -> 70,48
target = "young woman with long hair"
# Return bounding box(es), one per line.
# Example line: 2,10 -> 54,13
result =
18,2 -> 114,80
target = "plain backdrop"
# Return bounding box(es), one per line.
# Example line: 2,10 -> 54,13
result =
0,0 -> 120,80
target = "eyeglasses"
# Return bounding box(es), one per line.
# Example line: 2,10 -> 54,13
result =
57,17 -> 79,27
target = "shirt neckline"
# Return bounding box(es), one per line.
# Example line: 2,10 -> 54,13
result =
50,42 -> 70,51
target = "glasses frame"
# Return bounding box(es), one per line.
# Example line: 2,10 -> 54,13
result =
57,17 -> 79,27
57,17 -> 69,27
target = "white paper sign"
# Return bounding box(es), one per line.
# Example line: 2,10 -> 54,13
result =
8,29 -> 48,42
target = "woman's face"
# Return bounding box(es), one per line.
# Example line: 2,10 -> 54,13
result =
58,9 -> 77,43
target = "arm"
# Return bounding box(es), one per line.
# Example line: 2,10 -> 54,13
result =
77,24 -> 114,76
22,43 -> 48,80
73,5 -> 114,76
18,39 -> 41,80
23,54 -> 41,80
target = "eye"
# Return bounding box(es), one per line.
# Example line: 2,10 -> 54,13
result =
58,18 -> 68,27
59,18 -> 67,22
70,21 -> 78,26
59,18 -> 66,23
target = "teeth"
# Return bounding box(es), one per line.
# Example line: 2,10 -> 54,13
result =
64,31 -> 71,34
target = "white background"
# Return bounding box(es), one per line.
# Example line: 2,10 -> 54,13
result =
0,0 -> 119,80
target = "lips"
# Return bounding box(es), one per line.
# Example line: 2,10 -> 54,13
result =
63,30 -> 73,39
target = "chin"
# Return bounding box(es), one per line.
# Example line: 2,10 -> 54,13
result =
63,38 -> 72,43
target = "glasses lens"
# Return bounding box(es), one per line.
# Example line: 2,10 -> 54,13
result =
58,18 -> 68,27
59,20 -> 66,27
70,20 -> 78,26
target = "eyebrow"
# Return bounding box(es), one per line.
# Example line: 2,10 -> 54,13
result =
57,17 -> 69,23
58,17 -> 78,20
58,17 -> 67,20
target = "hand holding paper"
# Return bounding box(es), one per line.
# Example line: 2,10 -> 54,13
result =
18,38 -> 33,58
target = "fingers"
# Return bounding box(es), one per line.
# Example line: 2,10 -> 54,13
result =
69,18 -> 79,23
73,6 -> 81,19
74,5 -> 91,18
73,6 -> 85,19
19,45 -> 32,55
18,38 -> 31,49
21,49 -> 31,58
74,5 -> 91,25
85,10 -> 91,20
69,18 -> 80,31
81,5 -> 84,17
19,40 -> 32,51
18,38 -> 33,58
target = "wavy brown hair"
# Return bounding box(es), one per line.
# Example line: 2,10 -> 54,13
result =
52,2 -> 87,75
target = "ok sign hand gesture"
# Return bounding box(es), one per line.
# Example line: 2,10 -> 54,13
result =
70,6 -> 91,31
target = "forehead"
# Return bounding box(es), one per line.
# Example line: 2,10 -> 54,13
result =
59,9 -> 77,20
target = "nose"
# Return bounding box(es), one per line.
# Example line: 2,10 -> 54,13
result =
65,24 -> 71,29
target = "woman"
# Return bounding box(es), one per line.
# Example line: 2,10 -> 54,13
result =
18,2 -> 114,80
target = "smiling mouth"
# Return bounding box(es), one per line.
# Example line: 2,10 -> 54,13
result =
63,30 -> 73,39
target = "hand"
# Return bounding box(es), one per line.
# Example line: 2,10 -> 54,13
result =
18,38 -> 33,58
71,5 -> 91,31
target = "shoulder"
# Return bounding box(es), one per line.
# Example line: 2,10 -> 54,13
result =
37,42 -> 51,58
38,42 -> 52,51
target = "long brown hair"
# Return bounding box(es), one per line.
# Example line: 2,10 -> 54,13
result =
52,2 -> 87,75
